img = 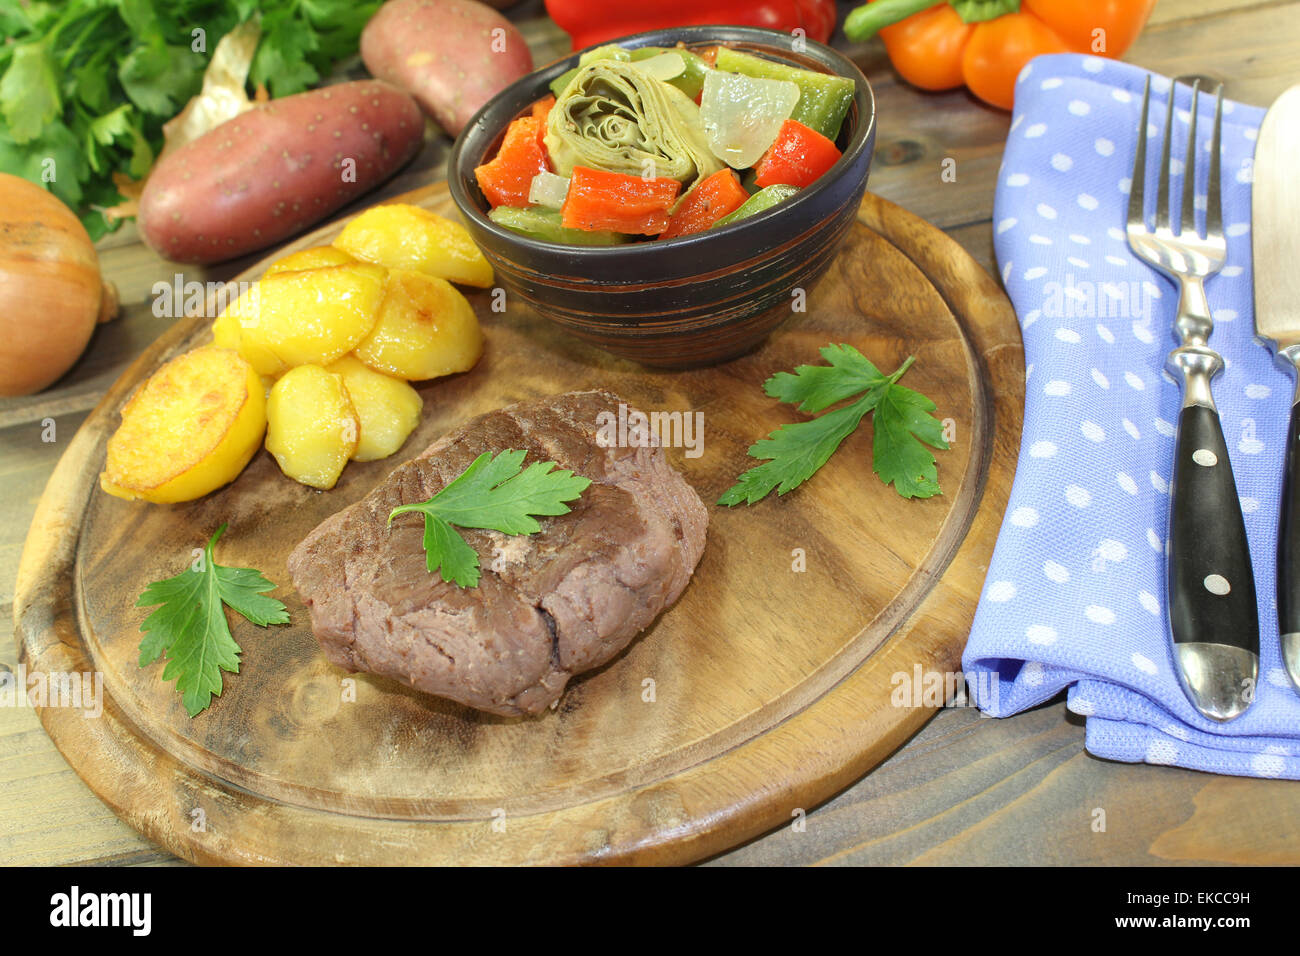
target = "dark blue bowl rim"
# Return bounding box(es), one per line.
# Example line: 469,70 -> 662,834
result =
447,25 -> 876,258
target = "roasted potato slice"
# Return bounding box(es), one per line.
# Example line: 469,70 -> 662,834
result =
211,281 -> 288,378
264,245 -> 356,276
265,364 -> 360,489
333,203 -> 494,288
100,347 -> 266,503
354,269 -> 484,381
243,262 -> 387,369
326,356 -> 423,461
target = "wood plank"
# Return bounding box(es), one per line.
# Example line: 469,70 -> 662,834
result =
0,612 -> 166,866
0,413 -> 88,605
1128,1 -> 1300,105
710,699 -> 1300,865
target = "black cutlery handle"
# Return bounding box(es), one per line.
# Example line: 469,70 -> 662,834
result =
1279,399 -> 1300,639
1168,403 -> 1259,653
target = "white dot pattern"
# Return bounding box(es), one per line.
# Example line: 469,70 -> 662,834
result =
966,55 -> 1299,780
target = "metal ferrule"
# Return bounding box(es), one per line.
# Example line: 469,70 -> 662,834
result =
1168,344 -> 1224,410
1167,274 -> 1224,410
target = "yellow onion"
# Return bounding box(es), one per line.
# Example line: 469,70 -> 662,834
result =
0,173 -> 113,397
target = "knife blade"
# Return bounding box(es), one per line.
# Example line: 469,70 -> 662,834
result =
1252,83 -> 1300,693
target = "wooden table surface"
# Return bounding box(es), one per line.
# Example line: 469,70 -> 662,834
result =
4,0 -> 1299,867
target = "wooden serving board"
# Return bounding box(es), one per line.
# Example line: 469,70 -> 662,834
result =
13,183 -> 1023,866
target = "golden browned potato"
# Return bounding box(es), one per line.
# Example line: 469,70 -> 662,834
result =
244,262 -> 387,369
333,204 -> 494,288
264,245 -> 356,276
100,348 -> 266,503
265,364 -> 360,489
325,356 -> 423,461
210,281 -> 287,378
353,269 -> 483,381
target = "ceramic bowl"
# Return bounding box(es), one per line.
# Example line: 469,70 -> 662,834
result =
449,26 -> 876,368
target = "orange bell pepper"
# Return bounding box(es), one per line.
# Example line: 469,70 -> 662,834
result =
474,114 -> 550,209
660,169 -> 749,239
561,166 -> 682,234
753,119 -> 842,190
531,95 -> 556,158
844,0 -> 1156,110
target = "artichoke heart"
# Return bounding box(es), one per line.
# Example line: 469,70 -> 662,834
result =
545,59 -> 724,187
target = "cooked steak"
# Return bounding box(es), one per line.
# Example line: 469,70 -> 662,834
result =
287,390 -> 708,716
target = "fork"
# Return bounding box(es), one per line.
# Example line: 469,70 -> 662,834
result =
1126,75 -> 1259,722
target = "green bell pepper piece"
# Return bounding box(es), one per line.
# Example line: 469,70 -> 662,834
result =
488,206 -> 628,246
710,184 -> 800,229
711,47 -> 854,142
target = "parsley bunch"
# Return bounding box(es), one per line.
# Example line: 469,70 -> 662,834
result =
720,343 -> 949,504
0,0 -> 379,239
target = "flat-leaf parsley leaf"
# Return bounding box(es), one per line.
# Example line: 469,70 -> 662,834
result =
137,523 -> 289,717
719,344 -> 948,504
389,450 -> 592,588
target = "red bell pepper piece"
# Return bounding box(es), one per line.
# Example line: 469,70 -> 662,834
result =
561,166 -> 682,234
474,115 -> 550,209
531,95 -> 556,159
544,0 -> 837,52
532,94 -> 556,123
659,169 -> 749,239
753,119 -> 842,190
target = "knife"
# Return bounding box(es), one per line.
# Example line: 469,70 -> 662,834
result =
1253,83 -> 1300,693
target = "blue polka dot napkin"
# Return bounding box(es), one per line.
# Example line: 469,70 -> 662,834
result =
960,53 -> 1300,778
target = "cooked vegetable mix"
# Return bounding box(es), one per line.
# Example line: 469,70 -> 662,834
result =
476,42 -> 852,244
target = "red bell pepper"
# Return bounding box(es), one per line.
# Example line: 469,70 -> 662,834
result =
545,0 -> 838,52
753,119 -> 842,189
531,94 -> 555,127
561,166 -> 682,234
474,114 -> 550,209
531,94 -> 556,157
660,169 -> 750,239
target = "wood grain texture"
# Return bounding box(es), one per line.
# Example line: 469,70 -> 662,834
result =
5,0 -> 1300,869
11,184 -> 1022,865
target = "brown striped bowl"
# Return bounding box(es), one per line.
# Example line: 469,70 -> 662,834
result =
449,26 -> 875,369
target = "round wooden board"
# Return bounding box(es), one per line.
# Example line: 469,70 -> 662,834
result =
13,184 -> 1023,866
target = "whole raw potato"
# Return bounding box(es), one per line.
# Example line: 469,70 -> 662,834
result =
361,0 -> 534,136
138,81 -> 424,265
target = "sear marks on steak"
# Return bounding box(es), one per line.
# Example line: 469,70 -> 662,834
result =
287,390 -> 708,716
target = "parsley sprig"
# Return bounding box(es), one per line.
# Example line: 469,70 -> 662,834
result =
389,450 -> 592,589
137,523 -> 289,717
719,344 -> 949,504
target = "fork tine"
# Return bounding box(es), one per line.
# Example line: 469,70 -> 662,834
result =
1206,82 -> 1224,240
1128,76 -> 1151,229
1156,77 -> 1177,231
1180,79 -> 1201,237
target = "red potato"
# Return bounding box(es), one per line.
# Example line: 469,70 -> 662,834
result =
138,81 -> 424,265
361,0 -> 533,136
